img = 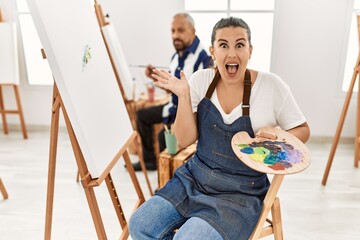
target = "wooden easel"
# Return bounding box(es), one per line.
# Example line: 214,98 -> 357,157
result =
0,177 -> 8,199
0,6 -> 3,22
44,83 -> 145,239
0,84 -> 28,139
322,15 -> 360,185
93,1 -> 153,195
0,9 -> 28,139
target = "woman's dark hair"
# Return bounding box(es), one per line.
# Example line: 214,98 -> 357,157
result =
211,17 -> 252,47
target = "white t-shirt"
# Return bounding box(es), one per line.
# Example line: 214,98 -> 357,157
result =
189,69 -> 306,134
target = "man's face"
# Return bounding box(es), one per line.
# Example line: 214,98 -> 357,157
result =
171,16 -> 195,52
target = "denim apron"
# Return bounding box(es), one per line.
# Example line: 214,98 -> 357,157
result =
156,70 -> 270,240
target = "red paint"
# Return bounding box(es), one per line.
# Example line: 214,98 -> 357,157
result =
269,162 -> 285,171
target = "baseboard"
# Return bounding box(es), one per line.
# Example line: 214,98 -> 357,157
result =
0,124 -> 355,144
0,124 -> 67,133
308,136 -> 354,144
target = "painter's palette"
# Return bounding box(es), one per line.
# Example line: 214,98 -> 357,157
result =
231,127 -> 310,174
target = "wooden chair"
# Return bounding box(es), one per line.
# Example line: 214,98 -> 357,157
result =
0,177 -> 9,199
250,175 -> 284,239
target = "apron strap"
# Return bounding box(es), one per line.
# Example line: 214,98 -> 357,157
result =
205,69 -> 252,116
205,70 -> 221,99
242,69 -> 251,116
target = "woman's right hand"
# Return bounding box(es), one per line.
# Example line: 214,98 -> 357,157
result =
151,69 -> 190,99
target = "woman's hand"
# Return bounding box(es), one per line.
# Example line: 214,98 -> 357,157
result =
151,69 -> 190,98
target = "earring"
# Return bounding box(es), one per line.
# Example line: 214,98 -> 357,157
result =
212,59 -> 217,68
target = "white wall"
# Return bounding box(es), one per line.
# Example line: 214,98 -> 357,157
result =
0,0 -> 357,138
272,0 -> 355,137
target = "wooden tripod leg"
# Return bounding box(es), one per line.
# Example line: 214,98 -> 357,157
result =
0,85 -> 9,135
322,54 -> 360,185
81,175 -> 107,239
123,150 -> 145,206
271,197 -> 283,240
0,178 -> 8,199
105,174 -> 127,229
44,92 -> 61,240
249,174 -> 284,240
116,150 -> 145,240
61,102 -> 108,239
354,72 -> 360,167
13,85 -> 28,139
136,134 -> 154,196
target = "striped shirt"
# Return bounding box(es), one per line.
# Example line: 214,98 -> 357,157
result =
162,36 -> 211,124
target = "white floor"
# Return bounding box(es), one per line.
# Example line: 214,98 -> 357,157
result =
1,128 -> 360,240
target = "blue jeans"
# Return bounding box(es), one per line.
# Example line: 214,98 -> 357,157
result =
129,196 -> 223,240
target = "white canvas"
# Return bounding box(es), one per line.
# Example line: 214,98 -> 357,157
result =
102,24 -> 137,101
27,0 -> 133,178
0,22 -> 20,85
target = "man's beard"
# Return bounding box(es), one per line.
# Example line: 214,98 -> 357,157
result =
173,39 -> 187,52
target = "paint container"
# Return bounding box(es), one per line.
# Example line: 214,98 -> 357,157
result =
165,132 -> 177,155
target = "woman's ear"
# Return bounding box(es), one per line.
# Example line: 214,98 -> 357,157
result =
209,46 -> 215,60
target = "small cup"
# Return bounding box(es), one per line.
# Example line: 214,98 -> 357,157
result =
164,132 -> 177,155
147,85 -> 155,102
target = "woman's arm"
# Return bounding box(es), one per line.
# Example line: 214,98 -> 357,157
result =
287,122 -> 310,143
152,70 -> 198,147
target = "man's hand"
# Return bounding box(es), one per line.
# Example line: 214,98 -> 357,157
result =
145,64 -> 156,81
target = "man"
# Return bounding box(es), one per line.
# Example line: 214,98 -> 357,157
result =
132,13 -> 211,171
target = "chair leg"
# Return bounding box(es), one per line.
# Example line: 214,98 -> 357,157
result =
271,197 -> 283,240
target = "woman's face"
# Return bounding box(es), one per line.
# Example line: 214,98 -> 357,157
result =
209,26 -> 252,83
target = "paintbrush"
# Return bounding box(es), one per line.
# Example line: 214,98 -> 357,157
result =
164,124 -> 170,134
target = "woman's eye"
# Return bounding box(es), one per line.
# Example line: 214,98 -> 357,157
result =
220,43 -> 228,48
236,43 -> 244,48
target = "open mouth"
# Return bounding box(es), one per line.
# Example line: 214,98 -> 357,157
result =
226,63 -> 239,75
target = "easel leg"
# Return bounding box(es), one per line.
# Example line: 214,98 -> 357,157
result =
44,91 -> 61,240
105,174 -> 130,240
81,175 -> 107,239
13,85 -> 28,139
0,85 -> 9,135
136,134 -> 154,196
354,72 -> 360,167
0,178 -> 8,199
322,54 -> 360,185
123,150 -> 146,205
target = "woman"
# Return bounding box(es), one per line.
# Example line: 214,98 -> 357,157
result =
129,17 -> 310,240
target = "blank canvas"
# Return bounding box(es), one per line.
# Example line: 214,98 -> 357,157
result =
0,22 -> 19,85
102,24 -> 137,101
27,0 -> 133,178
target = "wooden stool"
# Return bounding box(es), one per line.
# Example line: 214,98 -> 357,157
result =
157,143 -> 196,189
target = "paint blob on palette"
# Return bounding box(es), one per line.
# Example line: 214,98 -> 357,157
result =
231,127 -> 310,175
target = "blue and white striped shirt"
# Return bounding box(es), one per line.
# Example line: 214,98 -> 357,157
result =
162,36 -> 211,124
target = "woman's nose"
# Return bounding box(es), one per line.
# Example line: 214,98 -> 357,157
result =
228,49 -> 236,58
